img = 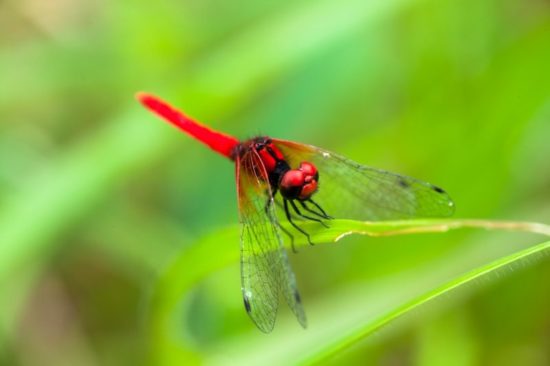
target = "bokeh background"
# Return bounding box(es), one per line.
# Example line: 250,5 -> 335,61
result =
1,0 -> 549,365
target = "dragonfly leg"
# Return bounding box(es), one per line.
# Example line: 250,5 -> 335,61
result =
266,196 -> 297,253
275,198 -> 303,221
284,199 -> 314,246
299,200 -> 332,221
307,199 -> 333,219
290,200 -> 329,228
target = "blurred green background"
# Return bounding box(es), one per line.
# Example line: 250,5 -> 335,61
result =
1,0 -> 549,365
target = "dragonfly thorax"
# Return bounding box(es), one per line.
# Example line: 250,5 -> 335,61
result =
251,137 -> 319,201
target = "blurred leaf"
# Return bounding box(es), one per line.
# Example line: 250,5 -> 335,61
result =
0,0 -> 416,353
416,310 -> 479,366
0,0 -> 412,285
297,239 -> 549,365
151,218 -> 550,364
1,0 -> 549,363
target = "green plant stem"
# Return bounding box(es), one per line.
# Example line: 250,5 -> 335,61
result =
152,218 -> 550,364
333,219 -> 550,240
298,239 -> 550,365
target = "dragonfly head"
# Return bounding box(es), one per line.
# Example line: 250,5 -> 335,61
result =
279,162 -> 319,201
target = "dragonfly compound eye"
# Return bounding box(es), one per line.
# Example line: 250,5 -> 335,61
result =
280,170 -> 305,199
298,180 -> 318,200
280,169 -> 318,200
299,162 -> 319,181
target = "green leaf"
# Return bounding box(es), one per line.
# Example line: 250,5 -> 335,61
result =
150,218 -> 550,364
297,238 -> 550,365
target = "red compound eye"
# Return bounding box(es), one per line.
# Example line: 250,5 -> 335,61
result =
299,162 -> 317,177
279,166 -> 319,201
280,170 -> 305,189
299,181 -> 318,200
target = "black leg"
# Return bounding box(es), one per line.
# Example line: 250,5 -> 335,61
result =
284,199 -> 314,245
290,200 -> 329,228
276,198 -> 310,222
299,200 -> 332,220
307,198 -> 333,219
265,196 -> 297,253
278,222 -> 297,253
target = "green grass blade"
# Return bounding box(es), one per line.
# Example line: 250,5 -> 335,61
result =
151,218 -> 550,364
297,239 -> 550,365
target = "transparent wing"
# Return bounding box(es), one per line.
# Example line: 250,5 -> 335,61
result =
237,148 -> 306,333
272,139 -> 455,220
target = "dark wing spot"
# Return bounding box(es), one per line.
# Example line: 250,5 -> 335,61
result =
432,185 -> 445,194
294,291 -> 302,304
243,295 -> 252,313
397,177 -> 410,188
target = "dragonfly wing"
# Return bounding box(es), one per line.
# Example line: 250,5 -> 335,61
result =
237,148 -> 306,332
272,139 -> 455,220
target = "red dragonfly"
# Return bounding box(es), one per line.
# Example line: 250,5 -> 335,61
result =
137,93 -> 455,333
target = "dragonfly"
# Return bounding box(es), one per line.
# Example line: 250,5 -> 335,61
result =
137,92 -> 455,333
